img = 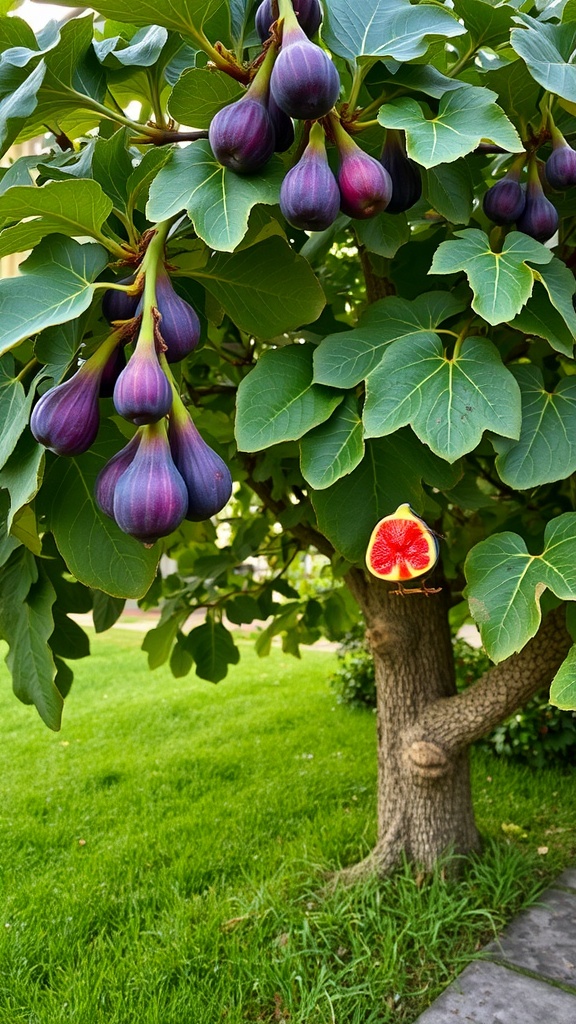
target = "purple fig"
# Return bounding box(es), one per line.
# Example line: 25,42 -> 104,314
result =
256,0 -> 322,42
209,45 -> 277,174
99,345 -> 127,398
379,130 -> 421,214
270,22 -> 339,121
102,274 -> 142,324
31,336 -> 119,456
516,159 -> 558,243
168,403 -> 232,521
113,420 -> 188,543
280,122 -> 339,231
483,177 -> 526,225
113,334 -> 172,425
545,129 -> 576,190
154,270 -> 201,363
209,96 -> 275,174
267,92 -> 295,153
334,124 -> 392,219
94,431 -> 142,519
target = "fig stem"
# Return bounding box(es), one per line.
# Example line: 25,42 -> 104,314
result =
137,220 -> 175,355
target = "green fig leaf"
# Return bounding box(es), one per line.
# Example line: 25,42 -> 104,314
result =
323,0 -> 465,65
549,645 -> 576,711
300,393 -> 364,490
0,179 -> 114,258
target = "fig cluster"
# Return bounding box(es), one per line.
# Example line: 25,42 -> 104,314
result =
30,251 -> 232,545
208,0 -> 338,176
208,1 -> 425,234
483,125 -> 576,244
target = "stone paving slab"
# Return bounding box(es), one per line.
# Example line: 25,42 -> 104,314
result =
412,960 -> 576,1024
484,887 -> 576,987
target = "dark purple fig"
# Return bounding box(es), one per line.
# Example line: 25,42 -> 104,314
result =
335,126 -> 392,219
95,431 -> 142,519
267,92 -> 294,153
113,336 -> 172,425
154,270 -> 201,364
168,404 -> 232,521
379,130 -> 421,214
209,96 -> 275,174
516,159 -> 559,243
256,0 -> 322,42
102,274 -> 142,324
113,420 -> 188,543
483,177 -> 526,225
99,345 -> 127,398
270,22 -> 339,120
545,136 -> 576,190
30,336 -> 119,456
280,122 -> 339,231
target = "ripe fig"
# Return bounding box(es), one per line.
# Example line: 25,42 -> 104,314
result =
333,119 -> 392,219
209,96 -> 275,174
209,43 -> 277,174
30,335 -> 120,456
483,177 -> 526,226
168,401 -> 232,521
154,269 -> 201,364
270,21 -> 339,120
113,334 -> 172,425
545,127 -> 576,190
113,420 -> 188,543
280,122 -> 339,231
102,274 -> 142,324
95,431 -> 142,519
379,130 -> 421,214
365,503 -> 439,582
267,93 -> 295,153
255,0 -> 322,42
516,159 -> 558,243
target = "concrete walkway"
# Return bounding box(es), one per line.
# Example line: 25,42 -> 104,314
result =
414,867 -> 576,1023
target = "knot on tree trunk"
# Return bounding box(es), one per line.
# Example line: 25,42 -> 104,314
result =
404,740 -> 450,778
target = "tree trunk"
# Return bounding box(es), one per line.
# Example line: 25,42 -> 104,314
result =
342,569 -> 572,880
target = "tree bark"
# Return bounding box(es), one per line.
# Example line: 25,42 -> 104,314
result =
341,569 -> 572,880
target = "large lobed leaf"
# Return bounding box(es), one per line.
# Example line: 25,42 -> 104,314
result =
465,514 -> 576,663
322,0 -> 465,65
378,87 -> 522,168
430,229 -> 552,326
0,235 -> 109,356
363,335 -> 521,462
148,141 -> 286,253
235,344 -> 342,452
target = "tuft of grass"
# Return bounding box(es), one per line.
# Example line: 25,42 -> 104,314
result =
0,628 -> 574,1023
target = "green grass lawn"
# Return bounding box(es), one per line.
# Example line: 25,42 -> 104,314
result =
0,628 -> 574,1024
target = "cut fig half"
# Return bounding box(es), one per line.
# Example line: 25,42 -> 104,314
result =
366,503 -> 439,582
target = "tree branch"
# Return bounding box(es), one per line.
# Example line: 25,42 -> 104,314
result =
405,606 -> 571,763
